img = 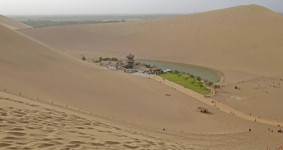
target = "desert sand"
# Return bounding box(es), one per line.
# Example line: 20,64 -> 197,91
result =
1,4 -> 283,150
151,75 -> 283,127
1,22 -> 249,134
0,91 -> 195,149
214,76 -> 283,121
19,4 -> 283,127
1,90 -> 283,150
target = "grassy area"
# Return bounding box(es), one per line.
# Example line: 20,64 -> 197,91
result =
93,57 -> 118,63
159,73 -> 211,95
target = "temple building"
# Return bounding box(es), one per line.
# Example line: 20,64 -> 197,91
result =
126,53 -> 135,68
98,53 -> 162,74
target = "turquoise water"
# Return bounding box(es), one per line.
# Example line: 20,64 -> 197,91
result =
137,60 -> 220,83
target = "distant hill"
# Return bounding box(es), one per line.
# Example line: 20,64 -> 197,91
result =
11,15 -> 177,28
0,15 -> 31,29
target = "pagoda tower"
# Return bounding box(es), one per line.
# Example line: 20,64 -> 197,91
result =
126,53 -> 135,68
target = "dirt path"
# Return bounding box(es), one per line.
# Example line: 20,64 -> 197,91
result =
150,75 -> 283,127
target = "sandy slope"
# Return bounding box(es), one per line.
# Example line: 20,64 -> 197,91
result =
215,76 -> 283,121
0,15 -> 31,29
20,5 -> 283,80
1,5 -> 283,149
0,91 -> 196,150
0,23 -> 246,134
152,75 -> 283,126
18,5 -> 283,131
1,91 -> 283,150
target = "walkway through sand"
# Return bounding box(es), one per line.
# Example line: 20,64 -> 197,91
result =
150,75 -> 283,127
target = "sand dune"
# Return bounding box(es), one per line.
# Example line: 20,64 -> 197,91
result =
151,75 -> 283,127
20,4 -> 283,80
0,22 -> 244,134
0,92 -> 195,149
1,90 -> 283,150
1,5 -> 283,149
215,76 -> 283,121
0,15 -> 31,29
17,5 -> 283,130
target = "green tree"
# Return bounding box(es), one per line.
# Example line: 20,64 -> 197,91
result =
173,70 -> 179,74
208,81 -> 213,87
111,57 -> 118,61
125,64 -> 133,69
204,79 -> 208,85
196,76 -> 202,81
99,57 -> 103,62
82,56 -> 86,61
213,84 -> 220,89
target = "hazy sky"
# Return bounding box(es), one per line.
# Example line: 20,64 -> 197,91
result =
0,0 -> 283,15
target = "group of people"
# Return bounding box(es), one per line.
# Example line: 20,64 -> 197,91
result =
267,145 -> 283,150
